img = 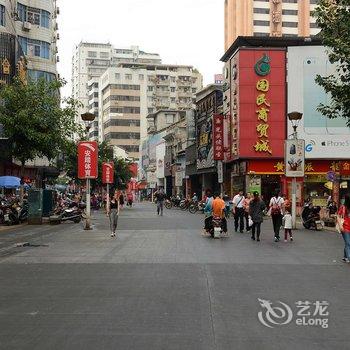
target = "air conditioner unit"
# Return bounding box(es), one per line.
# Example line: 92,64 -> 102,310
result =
56,7 -> 60,15
22,22 -> 32,31
56,33 -> 60,40
56,56 -> 60,63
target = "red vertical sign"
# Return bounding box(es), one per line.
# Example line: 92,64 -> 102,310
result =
213,114 -> 224,160
102,162 -> 114,184
78,141 -> 98,179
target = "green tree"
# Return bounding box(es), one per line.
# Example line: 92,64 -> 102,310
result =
0,77 -> 83,176
314,0 -> 350,125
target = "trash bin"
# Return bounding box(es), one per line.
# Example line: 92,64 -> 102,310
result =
28,189 -> 43,225
42,189 -> 55,217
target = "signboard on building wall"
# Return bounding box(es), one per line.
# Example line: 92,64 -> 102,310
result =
213,114 -> 224,160
287,46 -> 350,159
197,117 -> 214,169
238,49 -> 286,158
156,142 -> 166,179
78,141 -> 98,179
285,139 -> 305,177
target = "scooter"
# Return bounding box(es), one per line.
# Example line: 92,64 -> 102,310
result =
49,206 -> 82,224
3,202 -> 28,225
301,204 -> 323,230
212,216 -> 222,238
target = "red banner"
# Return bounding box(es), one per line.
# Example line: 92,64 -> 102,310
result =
78,141 -> 98,179
102,162 -> 114,184
213,114 -> 224,160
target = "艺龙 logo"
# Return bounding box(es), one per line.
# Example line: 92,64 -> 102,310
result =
257,298 -> 293,328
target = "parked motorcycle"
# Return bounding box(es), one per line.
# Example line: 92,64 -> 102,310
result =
301,204 -> 323,230
165,195 -> 182,209
189,201 -> 205,214
49,202 -> 83,224
3,202 -> 28,225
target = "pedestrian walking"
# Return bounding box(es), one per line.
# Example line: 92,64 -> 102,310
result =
223,192 -> 231,218
119,192 -> 125,208
283,210 -> 293,242
203,190 -> 214,235
233,191 -> 245,233
154,188 -> 166,216
269,191 -> 284,242
249,191 -> 266,241
107,191 -> 120,238
243,192 -> 252,231
337,194 -> 350,263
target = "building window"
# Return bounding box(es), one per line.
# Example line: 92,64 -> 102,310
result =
253,8 -> 270,14
310,22 -> 319,28
165,114 -> 174,124
17,3 -> 51,28
148,86 -> 154,92
192,88 -> 196,93
139,74 -> 144,80
88,51 -> 97,58
171,97 -> 176,103
170,87 -> 176,92
282,21 -> 298,28
28,69 -> 55,82
310,0 -> 319,3
115,73 -> 120,80
253,20 -> 270,26
148,108 -> 154,113
18,36 -> 50,59
282,9 -> 298,15
125,74 -> 132,80
0,5 -> 5,26
100,52 -> 109,59
254,32 -> 269,37
282,0 -> 298,3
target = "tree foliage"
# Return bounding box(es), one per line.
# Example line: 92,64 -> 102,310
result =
314,0 -> 350,126
0,78 -> 83,166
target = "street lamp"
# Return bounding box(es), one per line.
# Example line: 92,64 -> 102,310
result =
81,112 -> 95,230
287,111 -> 303,229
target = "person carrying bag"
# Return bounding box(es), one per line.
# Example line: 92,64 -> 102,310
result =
337,194 -> 350,263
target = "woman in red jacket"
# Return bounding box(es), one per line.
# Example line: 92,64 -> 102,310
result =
338,194 -> 350,263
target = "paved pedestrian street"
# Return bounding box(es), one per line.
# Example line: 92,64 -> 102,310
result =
0,203 -> 349,350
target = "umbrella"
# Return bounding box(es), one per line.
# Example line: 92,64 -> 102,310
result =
0,176 -> 21,188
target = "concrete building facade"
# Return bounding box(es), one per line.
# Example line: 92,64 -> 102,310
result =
98,63 -> 202,160
0,0 -> 58,80
72,43 -> 161,138
224,0 -> 321,50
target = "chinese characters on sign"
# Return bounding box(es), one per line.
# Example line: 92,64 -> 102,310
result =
102,162 -> 114,184
78,141 -> 98,179
254,56 -> 272,155
213,114 -> 224,160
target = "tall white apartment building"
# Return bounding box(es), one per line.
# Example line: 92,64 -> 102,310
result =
0,0 -> 59,80
71,43 -> 161,138
225,0 -> 321,50
98,63 -> 203,160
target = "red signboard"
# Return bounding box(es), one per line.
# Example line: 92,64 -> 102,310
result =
238,49 -> 286,158
78,141 -> 98,179
213,114 -> 224,160
248,160 -> 348,175
340,161 -> 350,176
102,162 -> 114,184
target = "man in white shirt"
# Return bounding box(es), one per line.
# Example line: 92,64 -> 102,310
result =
233,190 -> 245,233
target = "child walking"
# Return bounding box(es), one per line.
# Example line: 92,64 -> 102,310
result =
283,210 -> 293,242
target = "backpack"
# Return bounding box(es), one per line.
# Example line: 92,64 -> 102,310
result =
271,197 -> 282,215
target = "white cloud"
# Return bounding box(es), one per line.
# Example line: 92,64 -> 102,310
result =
57,0 -> 224,98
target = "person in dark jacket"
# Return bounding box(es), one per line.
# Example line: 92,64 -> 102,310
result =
249,191 -> 266,242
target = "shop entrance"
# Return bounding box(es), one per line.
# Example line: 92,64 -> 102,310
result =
261,175 -> 281,204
